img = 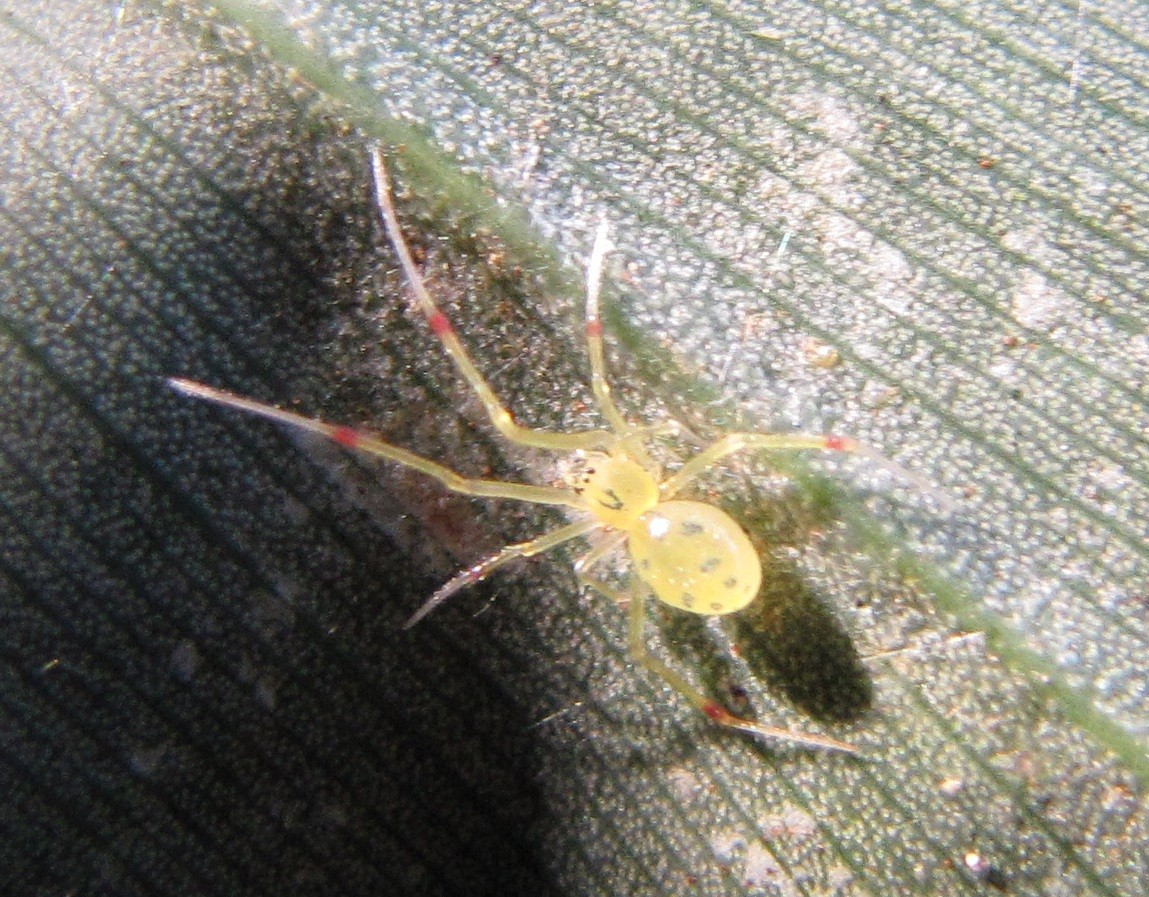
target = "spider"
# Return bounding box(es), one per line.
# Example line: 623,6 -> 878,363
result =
170,147 -> 912,755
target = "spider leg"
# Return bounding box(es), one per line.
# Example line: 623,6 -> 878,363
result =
406,518 -> 604,628
371,148 -> 615,453
625,586 -> 861,755
580,218 -> 665,471
582,220 -> 630,435
660,431 -> 945,504
573,530 -> 627,580
168,378 -> 586,510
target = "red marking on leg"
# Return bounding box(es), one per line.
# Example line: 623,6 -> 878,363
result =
824,435 -> 857,452
701,701 -> 729,724
332,427 -> 362,449
428,311 -> 454,337
585,319 -> 604,338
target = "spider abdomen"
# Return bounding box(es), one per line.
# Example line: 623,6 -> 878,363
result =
628,501 -> 762,615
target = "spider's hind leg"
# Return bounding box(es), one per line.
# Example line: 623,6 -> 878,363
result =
405,518 -> 604,628
624,587 -> 861,755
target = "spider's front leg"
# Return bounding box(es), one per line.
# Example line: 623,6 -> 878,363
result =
167,379 -> 587,507
660,431 -> 948,507
371,148 -> 617,453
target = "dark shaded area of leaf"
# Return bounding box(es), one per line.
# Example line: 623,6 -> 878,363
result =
0,4 -> 569,896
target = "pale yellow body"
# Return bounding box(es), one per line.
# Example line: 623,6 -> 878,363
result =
576,455 -> 761,615
630,501 -> 761,615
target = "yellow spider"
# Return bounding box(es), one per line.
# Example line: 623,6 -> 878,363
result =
171,148 -> 912,755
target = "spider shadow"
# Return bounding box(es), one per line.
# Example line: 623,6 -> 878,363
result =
659,479 -> 874,726
732,561 -> 873,722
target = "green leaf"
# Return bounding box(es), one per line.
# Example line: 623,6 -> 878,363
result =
2,1 -> 1143,895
